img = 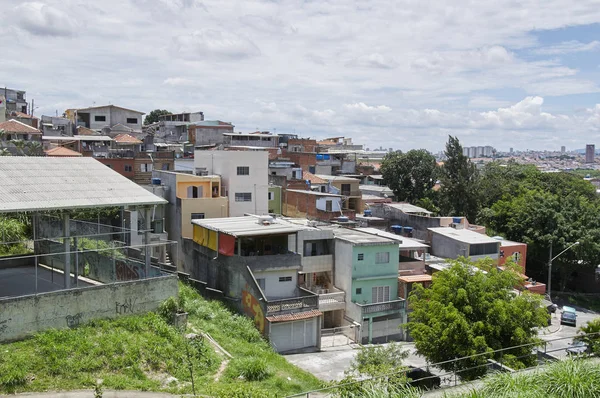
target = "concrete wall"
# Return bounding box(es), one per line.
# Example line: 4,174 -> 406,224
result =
268,186 -> 282,214
195,150 -> 268,216
316,196 -> 342,212
430,233 -> 467,258
334,240 -> 354,309
0,275 -> 178,342
252,268 -> 297,299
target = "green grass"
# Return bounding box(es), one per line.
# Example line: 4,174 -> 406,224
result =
0,282 -> 322,397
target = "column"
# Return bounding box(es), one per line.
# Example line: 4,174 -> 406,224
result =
63,213 -> 71,289
144,207 -> 152,278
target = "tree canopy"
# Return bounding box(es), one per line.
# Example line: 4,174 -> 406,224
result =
380,149 -> 438,203
408,258 -> 548,380
143,109 -> 171,125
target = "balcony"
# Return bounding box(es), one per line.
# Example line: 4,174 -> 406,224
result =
341,189 -> 361,197
301,254 -> 333,273
318,290 -> 346,312
266,294 -> 319,315
356,299 -> 405,315
222,252 -> 302,271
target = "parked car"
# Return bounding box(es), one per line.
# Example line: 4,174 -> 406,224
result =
561,306 -> 577,327
566,340 -> 589,356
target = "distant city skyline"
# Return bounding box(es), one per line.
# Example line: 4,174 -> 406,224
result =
1,1 -> 599,152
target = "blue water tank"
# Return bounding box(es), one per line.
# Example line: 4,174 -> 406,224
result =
364,210 -> 372,217
391,225 -> 403,234
324,154 -> 330,160
151,178 -> 161,185
316,154 -> 324,160
337,216 -> 349,223
452,217 -> 462,224
403,227 -> 413,233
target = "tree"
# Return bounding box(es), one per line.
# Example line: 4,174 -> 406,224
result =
408,259 -> 548,380
143,109 -> 171,125
380,149 -> 438,203
25,141 -> 43,156
578,318 -> 600,354
438,136 -> 480,222
10,139 -> 26,155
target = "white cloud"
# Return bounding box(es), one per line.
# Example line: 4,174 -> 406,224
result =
12,2 -> 77,37
533,40 -> 600,55
344,103 -> 391,113
347,53 -> 398,69
172,29 -> 261,60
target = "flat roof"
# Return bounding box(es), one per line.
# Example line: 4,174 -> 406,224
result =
315,174 -> 360,182
76,104 -> 145,114
286,189 -> 342,197
429,227 -> 499,245
42,135 -> 113,141
386,203 -> 432,215
399,274 -> 433,283
0,157 -> 166,213
492,237 -> 525,247
224,133 -> 278,138
191,216 -> 309,237
355,228 -> 430,249
359,185 -> 393,193
332,227 -> 394,246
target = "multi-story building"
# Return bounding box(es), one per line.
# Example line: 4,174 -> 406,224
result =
428,227 -> 500,261
586,144 -> 595,163
2,88 -> 27,114
188,120 -> 234,147
315,174 -> 362,214
194,150 -> 269,216
224,132 -> 279,148
185,216 -> 322,353
333,228 -> 406,343
40,115 -> 74,136
69,105 -> 145,134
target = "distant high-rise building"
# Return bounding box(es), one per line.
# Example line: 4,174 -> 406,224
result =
510,148 -> 514,154
561,146 -> 566,153
483,146 -> 493,157
586,144 -> 595,163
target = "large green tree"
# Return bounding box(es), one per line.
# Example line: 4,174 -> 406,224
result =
408,259 -> 548,380
438,136 -> 480,221
143,109 -> 171,125
380,149 -> 438,203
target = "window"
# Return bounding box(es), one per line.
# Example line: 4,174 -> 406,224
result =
126,118 -> 138,124
140,163 -> 153,172
187,186 -> 203,198
356,288 -> 362,295
357,253 -> 364,261
372,286 -> 390,303
124,165 -> 132,172
376,252 -> 390,264
237,166 -> 250,175
278,276 -> 292,282
94,115 -> 106,122
162,163 -> 169,170
191,213 -> 205,220
326,200 -> 332,212
268,191 -> 275,201
235,192 -> 252,202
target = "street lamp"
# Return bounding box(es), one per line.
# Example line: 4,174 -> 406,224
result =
547,241 -> 580,299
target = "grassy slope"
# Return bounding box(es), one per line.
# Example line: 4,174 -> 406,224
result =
0,283 -> 322,397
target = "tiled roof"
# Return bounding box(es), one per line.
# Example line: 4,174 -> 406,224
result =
0,119 -> 42,134
266,309 -> 322,323
45,147 -> 83,157
113,133 -> 143,144
76,126 -> 98,136
303,171 -> 327,184
398,274 -> 433,283
12,111 -> 38,120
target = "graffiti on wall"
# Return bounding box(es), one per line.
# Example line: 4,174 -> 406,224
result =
0,318 -> 11,335
116,260 -> 145,281
65,313 -> 83,329
116,298 -> 137,315
242,286 -> 265,333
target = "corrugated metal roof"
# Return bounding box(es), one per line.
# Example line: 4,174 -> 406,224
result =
266,309 -> 322,323
191,216 -> 309,237
0,157 -> 166,213
386,203 -> 432,215
428,227 -> 499,245
355,228 -> 430,249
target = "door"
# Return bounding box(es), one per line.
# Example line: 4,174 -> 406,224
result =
270,318 -> 317,353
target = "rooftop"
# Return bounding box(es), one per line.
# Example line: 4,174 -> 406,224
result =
42,135 -> 113,142
314,174 -> 360,182
332,227 -> 395,246
76,126 -> 99,136
398,275 -> 433,283
114,133 -> 143,145
286,189 -> 342,197
76,105 -> 145,115
386,202 -> 432,215
492,236 -> 526,247
193,120 -> 233,127
355,228 -> 430,250
429,227 -> 500,245
303,171 -> 327,184
0,119 -> 41,134
44,147 -> 83,157
224,132 -> 278,138
192,216 -> 310,237
359,185 -> 393,193
0,157 -> 166,213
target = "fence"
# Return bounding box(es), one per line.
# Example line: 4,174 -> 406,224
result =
321,325 -> 359,347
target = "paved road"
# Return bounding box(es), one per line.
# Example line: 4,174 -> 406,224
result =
539,305 -> 599,359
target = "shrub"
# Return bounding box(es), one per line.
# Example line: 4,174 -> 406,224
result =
225,357 -> 271,381
210,383 -> 275,398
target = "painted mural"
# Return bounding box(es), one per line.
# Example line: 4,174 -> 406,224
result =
242,286 -> 265,333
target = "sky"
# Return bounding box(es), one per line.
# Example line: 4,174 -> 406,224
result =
1,0 -> 600,152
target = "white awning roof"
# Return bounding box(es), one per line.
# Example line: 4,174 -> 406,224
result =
191,216 -> 309,237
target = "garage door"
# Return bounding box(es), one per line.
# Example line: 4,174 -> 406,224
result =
270,318 -> 317,353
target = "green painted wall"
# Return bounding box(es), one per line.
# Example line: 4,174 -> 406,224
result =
350,243 -> 399,303
268,186 -> 282,214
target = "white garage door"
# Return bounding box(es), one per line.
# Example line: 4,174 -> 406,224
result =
270,318 -> 317,353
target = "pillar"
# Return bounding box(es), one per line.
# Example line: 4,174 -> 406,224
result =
368,317 -> 373,344
144,207 -> 152,278
63,213 -> 71,289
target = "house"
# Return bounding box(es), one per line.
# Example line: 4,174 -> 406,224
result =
428,227 -> 500,261
194,150 -> 269,216
155,111 -> 204,143
2,88 -> 28,114
151,170 -> 228,268
0,119 -> 43,155
184,216 -> 322,353
71,105 -> 145,134
359,185 -> 395,201
333,228 -> 406,343
8,111 -> 39,129
224,132 -> 279,148
188,120 -> 234,148
495,237 -> 528,274
284,189 -> 355,222
315,174 -> 362,214
41,135 -> 113,157
44,147 -> 82,157
41,115 -> 74,136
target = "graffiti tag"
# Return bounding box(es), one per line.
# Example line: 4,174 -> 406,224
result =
116,298 -> 137,315
65,313 -> 83,329
0,319 -> 11,335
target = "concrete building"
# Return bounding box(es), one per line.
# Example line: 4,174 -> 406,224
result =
333,228 -> 406,343
224,132 -> 279,148
71,105 -> 145,134
561,146 -> 566,153
2,88 -> 27,114
151,171 -> 228,268
185,216 -> 322,353
586,144 -> 595,163
194,150 -> 269,216
284,189 -> 355,222
188,120 -> 234,147
315,174 -> 362,214
151,111 -> 205,146
428,227 -> 500,261
0,95 -> 5,122
40,115 -> 74,136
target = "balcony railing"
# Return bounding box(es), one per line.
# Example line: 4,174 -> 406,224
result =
318,291 -> 346,311
356,299 -> 405,315
266,295 -> 318,315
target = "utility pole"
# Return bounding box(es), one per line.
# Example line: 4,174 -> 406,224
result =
547,241 -> 553,299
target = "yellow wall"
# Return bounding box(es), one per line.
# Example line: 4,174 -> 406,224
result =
175,174 -> 221,199
181,197 -> 229,238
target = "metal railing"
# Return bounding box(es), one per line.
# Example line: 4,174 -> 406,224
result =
267,295 -> 319,314
357,299 -> 405,314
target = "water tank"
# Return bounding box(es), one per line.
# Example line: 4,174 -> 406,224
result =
364,210 -> 372,217
403,227 -> 413,236
391,225 -> 403,234
151,178 -> 161,185
452,217 -> 462,224
337,216 -> 349,223
316,154 -> 324,160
